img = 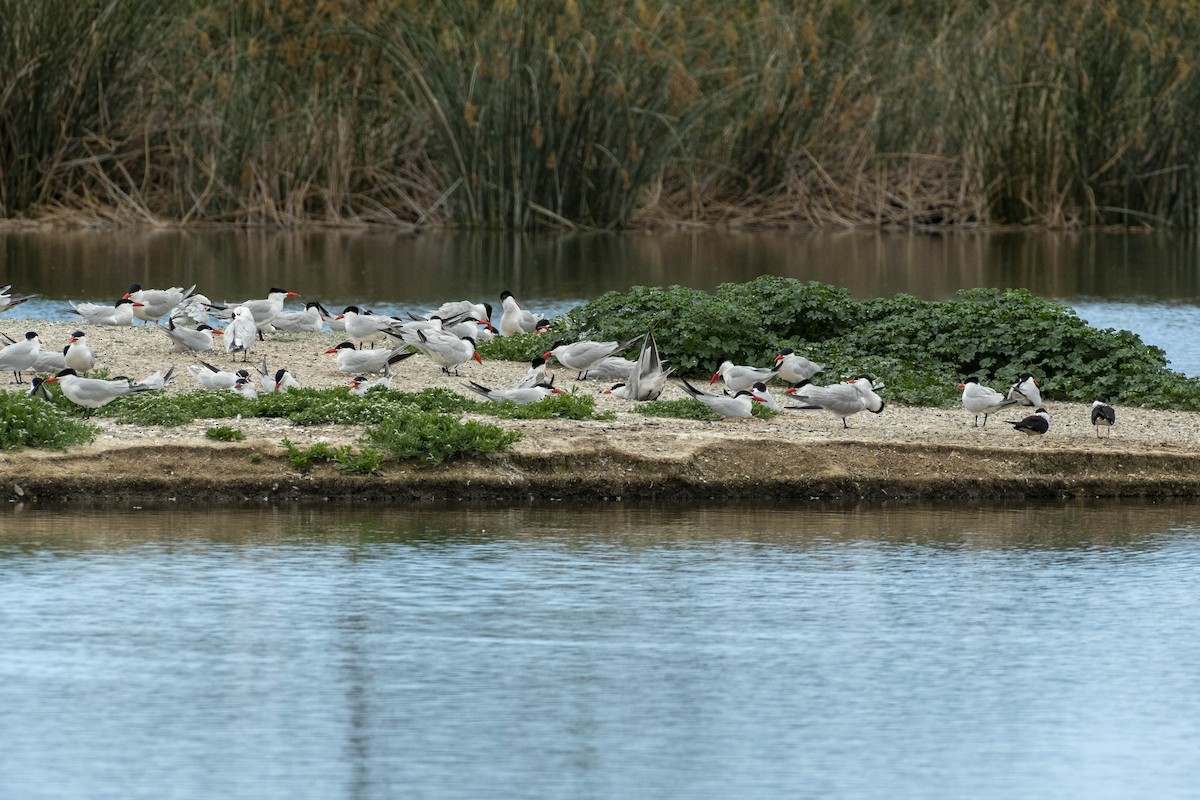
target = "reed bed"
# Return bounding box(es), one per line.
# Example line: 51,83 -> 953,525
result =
2,0 -> 1200,229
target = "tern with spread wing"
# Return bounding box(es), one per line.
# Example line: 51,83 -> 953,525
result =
545,336 -> 639,379
123,283 -> 196,324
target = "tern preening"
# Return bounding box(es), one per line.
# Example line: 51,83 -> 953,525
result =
1091,396 -> 1116,438
498,290 -> 538,336
958,376 -> 1017,427
1008,372 -> 1042,407
711,359 -> 778,393
223,306 -> 257,362
786,376 -> 885,428
679,378 -> 763,418
162,319 -> 221,352
774,348 -> 823,387
1007,407 -> 1050,436
123,283 -> 196,324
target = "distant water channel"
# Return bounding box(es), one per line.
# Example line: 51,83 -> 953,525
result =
3,228 -> 1200,373
2,502 -> 1199,799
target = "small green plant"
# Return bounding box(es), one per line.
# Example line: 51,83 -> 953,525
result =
280,437 -> 382,475
484,391 -> 598,420
476,332 -> 550,363
635,399 -> 723,422
205,425 -> 245,442
249,452 -> 263,463
363,411 -> 521,465
0,393 -> 96,450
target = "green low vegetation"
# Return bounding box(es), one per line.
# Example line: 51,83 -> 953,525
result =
281,438 -> 383,475
3,1 -> 1200,228
0,393 -> 96,450
569,277 -> 1200,409
363,412 -> 521,465
205,425 -> 245,442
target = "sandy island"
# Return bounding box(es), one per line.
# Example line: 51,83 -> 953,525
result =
2,320 -> 1199,506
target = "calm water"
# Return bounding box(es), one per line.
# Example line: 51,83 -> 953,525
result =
3,228 -> 1200,372
2,502 -> 1200,799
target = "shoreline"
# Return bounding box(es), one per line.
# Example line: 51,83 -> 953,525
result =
3,320 -> 1198,507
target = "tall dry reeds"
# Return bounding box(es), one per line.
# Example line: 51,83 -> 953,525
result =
3,0 -> 1200,229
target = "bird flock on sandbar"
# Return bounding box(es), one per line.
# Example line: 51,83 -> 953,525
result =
0,281 -> 1116,437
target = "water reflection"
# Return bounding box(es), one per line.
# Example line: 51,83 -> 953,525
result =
4,499 -> 1197,553
4,228 -> 1200,306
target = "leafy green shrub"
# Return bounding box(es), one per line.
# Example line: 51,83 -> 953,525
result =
569,279 -> 1200,409
0,393 -> 95,450
363,411 -> 521,465
483,391 -> 598,420
205,425 -> 245,442
476,333 -> 549,363
280,437 -> 382,475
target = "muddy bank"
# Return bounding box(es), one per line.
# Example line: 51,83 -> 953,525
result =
5,425 -> 1200,508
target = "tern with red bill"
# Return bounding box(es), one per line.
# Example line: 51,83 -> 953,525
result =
679,378 -> 763,418
498,290 -> 538,336
123,283 -> 196,324
774,348 -> 823,387
1008,372 -> 1042,407
45,368 -> 154,411
958,376 -> 1017,427
544,336 -> 640,379
711,359 -> 778,393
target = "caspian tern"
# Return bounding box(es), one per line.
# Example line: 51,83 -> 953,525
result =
545,336 -> 639,379
337,306 -> 402,348
404,328 -> 481,375
1006,407 -> 1050,436
171,293 -> 213,327
711,360 -> 778,392
31,346 -> 66,374
162,319 -> 221,352
679,378 -> 763,418
324,342 -> 415,374
123,283 -> 196,324
210,288 -> 301,336
498,291 -> 538,336
230,375 -> 259,399
1008,372 -> 1042,407
515,356 -> 549,389
64,331 -> 95,374
26,376 -> 53,402
958,376 -> 1018,427
260,367 -> 301,393
45,368 -> 154,411
579,356 -> 637,382
0,331 -> 42,383
748,381 -> 779,411
775,348 -> 824,387
187,361 -> 251,390
68,298 -> 140,326
135,366 -> 175,392
1091,396 -> 1116,438
786,376 -> 885,428
465,380 -> 561,405
605,329 -> 672,401
349,374 -> 391,395
0,285 -> 35,314
224,306 -> 257,361
268,302 -> 326,333
434,300 -> 494,330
